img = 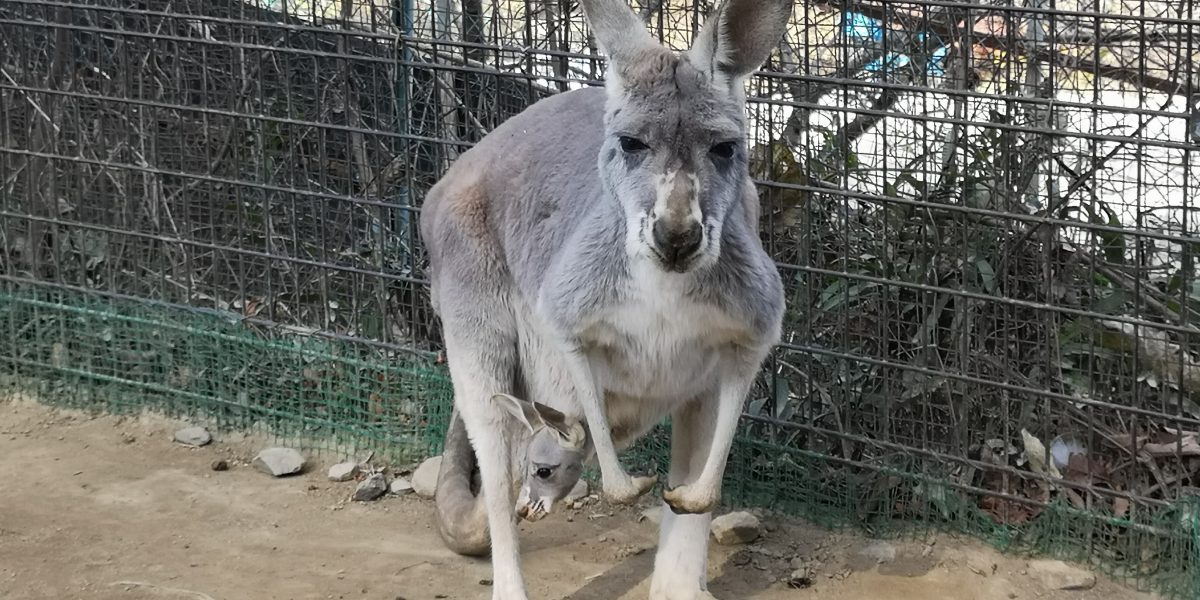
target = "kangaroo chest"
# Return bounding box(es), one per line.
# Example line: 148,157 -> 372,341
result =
578,263 -> 746,404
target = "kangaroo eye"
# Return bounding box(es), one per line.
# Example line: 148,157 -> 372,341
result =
710,141 -> 737,159
619,136 -> 650,153
535,467 -> 553,479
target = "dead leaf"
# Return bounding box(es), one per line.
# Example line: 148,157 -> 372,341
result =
980,495 -> 1042,525
1140,433 -> 1200,457
1063,487 -> 1087,510
1112,497 -> 1130,518
1021,429 -> 1062,479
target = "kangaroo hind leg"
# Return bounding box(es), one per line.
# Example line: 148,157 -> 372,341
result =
436,265 -> 528,597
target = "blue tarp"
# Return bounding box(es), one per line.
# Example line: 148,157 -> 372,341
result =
841,12 -> 949,77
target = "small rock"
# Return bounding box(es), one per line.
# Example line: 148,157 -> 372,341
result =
1027,559 -> 1097,591
390,478 -> 414,495
410,456 -> 442,497
640,507 -> 663,525
210,459 -> 229,472
788,567 -> 814,589
252,447 -> 306,477
352,473 -> 388,502
174,426 -> 212,447
857,541 -> 896,565
327,461 -> 360,482
564,479 -> 589,503
710,511 -> 761,546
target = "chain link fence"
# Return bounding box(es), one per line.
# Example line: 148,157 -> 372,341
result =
2,0 -> 1199,596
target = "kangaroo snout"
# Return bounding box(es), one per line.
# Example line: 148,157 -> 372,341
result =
651,218 -> 703,269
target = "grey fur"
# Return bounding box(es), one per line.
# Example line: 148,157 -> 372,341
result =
435,399 -> 589,557
434,409 -> 490,556
421,1 -> 790,597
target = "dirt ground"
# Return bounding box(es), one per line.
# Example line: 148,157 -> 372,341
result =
0,395 -> 1160,600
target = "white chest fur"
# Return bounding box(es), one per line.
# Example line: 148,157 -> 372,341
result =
580,261 -> 742,404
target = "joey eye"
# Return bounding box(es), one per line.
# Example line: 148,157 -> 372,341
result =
618,136 -> 649,153
535,467 -> 553,479
710,141 -> 737,160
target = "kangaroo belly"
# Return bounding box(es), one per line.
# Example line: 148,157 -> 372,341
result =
588,334 -> 719,404
587,319 -> 721,444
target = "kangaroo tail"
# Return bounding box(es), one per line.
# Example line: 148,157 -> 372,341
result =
434,408 -> 491,557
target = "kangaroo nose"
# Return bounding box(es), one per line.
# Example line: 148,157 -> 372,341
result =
651,219 -> 703,266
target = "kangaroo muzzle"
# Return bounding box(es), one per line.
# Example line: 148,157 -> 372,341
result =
651,218 -> 703,269
650,169 -> 704,271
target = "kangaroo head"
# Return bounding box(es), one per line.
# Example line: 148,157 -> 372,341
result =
493,393 -> 590,522
580,0 -> 791,273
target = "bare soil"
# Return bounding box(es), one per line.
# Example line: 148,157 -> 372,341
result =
0,395 -> 1159,600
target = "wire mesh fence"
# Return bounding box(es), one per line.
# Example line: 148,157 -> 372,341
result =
2,0 -> 1199,596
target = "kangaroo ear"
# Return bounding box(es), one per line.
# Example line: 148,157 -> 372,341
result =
491,393 -> 588,451
578,0 -> 659,72
491,393 -> 587,451
492,393 -> 541,434
529,402 -> 588,452
688,0 -> 791,90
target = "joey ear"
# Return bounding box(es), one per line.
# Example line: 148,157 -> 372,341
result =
529,402 -> 588,452
491,394 -> 588,451
578,0 -> 658,72
492,393 -> 540,434
687,0 -> 792,88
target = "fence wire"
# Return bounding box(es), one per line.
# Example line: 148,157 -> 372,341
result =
2,0 -> 1200,596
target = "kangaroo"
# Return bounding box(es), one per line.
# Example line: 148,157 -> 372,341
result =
419,0 -> 789,597
435,395 -> 590,557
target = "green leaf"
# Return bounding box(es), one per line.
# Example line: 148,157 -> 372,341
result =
845,151 -> 860,170
975,259 -> 996,294
816,278 -> 847,311
1091,288 -> 1129,315
817,279 -> 878,312
772,375 -> 795,422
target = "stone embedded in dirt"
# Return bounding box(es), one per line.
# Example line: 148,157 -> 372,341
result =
788,566 -> 814,589
173,426 -> 212,447
210,459 -> 229,472
857,540 -> 896,565
710,511 -> 761,545
252,447 -> 306,477
390,477 -> 414,495
410,455 -> 441,498
564,480 -> 589,503
327,461 -> 359,482
352,473 -> 388,502
1027,559 -> 1097,591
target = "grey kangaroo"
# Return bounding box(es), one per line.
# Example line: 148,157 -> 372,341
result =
435,397 -> 589,556
420,0 -> 789,597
